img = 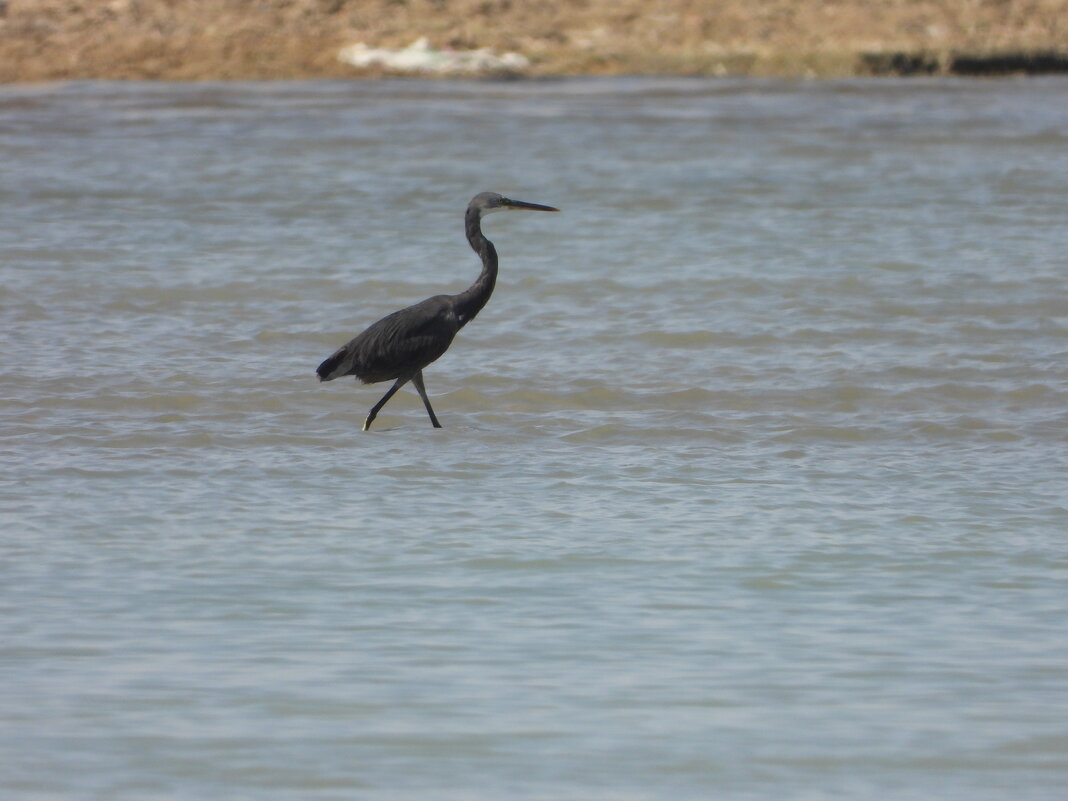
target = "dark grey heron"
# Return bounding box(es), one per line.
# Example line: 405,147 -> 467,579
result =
316,191 -> 559,430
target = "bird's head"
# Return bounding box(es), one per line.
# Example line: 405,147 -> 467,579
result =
469,191 -> 559,217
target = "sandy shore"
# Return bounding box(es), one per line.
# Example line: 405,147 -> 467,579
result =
1,0 -> 1066,82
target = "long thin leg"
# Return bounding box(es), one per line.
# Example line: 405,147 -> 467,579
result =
411,370 -> 443,429
363,377 -> 408,431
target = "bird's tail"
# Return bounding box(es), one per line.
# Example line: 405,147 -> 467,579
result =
316,347 -> 348,382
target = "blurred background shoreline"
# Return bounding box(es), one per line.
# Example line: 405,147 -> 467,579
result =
2,0 -> 1066,83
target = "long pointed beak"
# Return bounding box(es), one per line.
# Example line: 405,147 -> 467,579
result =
504,198 -> 560,212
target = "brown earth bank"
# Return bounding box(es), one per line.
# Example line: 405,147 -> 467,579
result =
1,0 -> 1066,82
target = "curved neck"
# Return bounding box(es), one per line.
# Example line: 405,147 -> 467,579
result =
452,209 -> 498,327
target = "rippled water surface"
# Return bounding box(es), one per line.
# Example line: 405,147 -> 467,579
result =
3,78 -> 1067,800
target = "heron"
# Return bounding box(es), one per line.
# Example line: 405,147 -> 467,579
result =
316,191 -> 559,430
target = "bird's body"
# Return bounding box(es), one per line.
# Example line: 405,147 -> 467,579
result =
317,192 -> 558,430
316,294 -> 459,385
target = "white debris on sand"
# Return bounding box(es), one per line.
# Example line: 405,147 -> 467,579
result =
338,37 -> 530,76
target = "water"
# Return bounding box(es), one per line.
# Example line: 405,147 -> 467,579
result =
2,77 -> 1067,800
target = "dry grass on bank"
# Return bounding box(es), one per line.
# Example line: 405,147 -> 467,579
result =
1,0 -> 1066,82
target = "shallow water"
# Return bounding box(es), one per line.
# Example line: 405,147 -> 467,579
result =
2,77 -> 1067,800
